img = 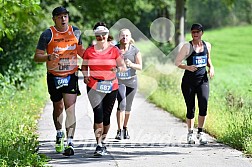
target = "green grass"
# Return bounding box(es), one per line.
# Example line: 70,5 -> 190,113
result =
0,72 -> 48,166
203,26 -> 252,98
138,25 -> 252,155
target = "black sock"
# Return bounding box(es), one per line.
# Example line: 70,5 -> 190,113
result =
123,127 -> 127,130
198,128 -> 203,133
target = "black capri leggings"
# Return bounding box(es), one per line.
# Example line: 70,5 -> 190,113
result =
181,76 -> 209,119
87,86 -> 118,126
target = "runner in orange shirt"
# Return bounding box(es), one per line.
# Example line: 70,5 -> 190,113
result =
34,6 -> 85,156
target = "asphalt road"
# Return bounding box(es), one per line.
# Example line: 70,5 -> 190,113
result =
38,78 -> 252,167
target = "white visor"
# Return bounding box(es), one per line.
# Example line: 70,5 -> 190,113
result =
94,26 -> 109,34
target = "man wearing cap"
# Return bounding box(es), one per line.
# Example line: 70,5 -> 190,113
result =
175,23 -> 215,145
34,6 -> 85,156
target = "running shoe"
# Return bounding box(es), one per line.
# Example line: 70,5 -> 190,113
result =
63,142 -> 74,156
103,146 -> 108,155
123,128 -> 130,139
187,132 -> 195,144
55,131 -> 65,153
94,145 -> 107,156
197,132 -> 208,145
115,129 -> 123,140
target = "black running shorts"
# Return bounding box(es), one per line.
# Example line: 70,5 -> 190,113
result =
47,72 -> 80,102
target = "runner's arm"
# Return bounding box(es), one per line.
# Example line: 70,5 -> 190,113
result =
34,29 -> 52,62
34,49 -> 49,62
175,43 -> 197,72
206,42 -> 214,78
116,55 -> 127,73
127,52 -> 142,70
77,44 -> 85,59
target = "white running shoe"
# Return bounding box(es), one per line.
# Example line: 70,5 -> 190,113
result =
197,132 -> 208,145
187,132 -> 195,144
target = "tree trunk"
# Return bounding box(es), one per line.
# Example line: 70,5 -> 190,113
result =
175,0 -> 185,46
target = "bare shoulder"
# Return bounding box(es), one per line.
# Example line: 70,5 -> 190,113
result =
180,42 -> 191,54
180,42 -> 190,50
183,41 -> 191,47
204,41 -> 211,48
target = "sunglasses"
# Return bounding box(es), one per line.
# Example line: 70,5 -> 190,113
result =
191,30 -> 201,34
95,32 -> 108,37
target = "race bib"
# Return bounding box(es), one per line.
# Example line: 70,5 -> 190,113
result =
59,58 -> 70,70
54,75 -> 71,89
117,68 -> 132,80
193,55 -> 207,67
96,80 -> 113,93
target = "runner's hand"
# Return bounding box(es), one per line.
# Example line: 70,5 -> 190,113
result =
186,65 -> 197,72
111,67 -> 118,73
48,52 -> 59,61
84,76 -> 90,84
125,59 -> 133,67
208,67 -> 214,79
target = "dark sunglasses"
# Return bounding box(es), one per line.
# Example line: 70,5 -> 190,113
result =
191,30 -> 201,34
95,32 -> 108,37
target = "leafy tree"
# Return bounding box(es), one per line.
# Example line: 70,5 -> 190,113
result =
0,0 -> 42,45
186,0 -> 252,31
232,0 -> 252,24
0,0 -> 46,89
175,0 -> 185,45
39,0 -> 175,43
186,0 -> 231,30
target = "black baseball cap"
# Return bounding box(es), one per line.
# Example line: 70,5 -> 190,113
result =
191,23 -> 203,32
52,6 -> 69,17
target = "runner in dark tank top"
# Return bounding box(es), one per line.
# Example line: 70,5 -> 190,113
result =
175,23 -> 215,145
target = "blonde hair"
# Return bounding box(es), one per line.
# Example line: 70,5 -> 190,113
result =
119,28 -> 135,44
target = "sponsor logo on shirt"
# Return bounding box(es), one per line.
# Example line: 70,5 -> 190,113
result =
53,44 -> 76,52
65,39 -> 75,42
54,38 -> 64,42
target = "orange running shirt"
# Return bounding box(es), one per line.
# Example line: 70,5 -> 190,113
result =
47,25 -> 79,76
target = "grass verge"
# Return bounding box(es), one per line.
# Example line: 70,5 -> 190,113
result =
0,73 -> 48,166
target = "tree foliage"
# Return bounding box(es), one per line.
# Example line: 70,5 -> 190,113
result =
0,0 -> 251,89
39,0 -> 174,43
0,0 -> 42,41
186,0 -> 252,31
0,0 -> 46,89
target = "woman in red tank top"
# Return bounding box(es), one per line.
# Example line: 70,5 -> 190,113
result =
82,22 -> 126,156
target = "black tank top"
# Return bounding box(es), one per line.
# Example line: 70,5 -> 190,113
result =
184,41 -> 208,79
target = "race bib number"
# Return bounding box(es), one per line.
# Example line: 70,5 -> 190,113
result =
96,80 -> 113,93
59,58 -> 70,70
117,68 -> 132,80
193,55 -> 207,67
54,75 -> 71,89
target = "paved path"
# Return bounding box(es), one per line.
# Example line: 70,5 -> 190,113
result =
38,78 -> 252,167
